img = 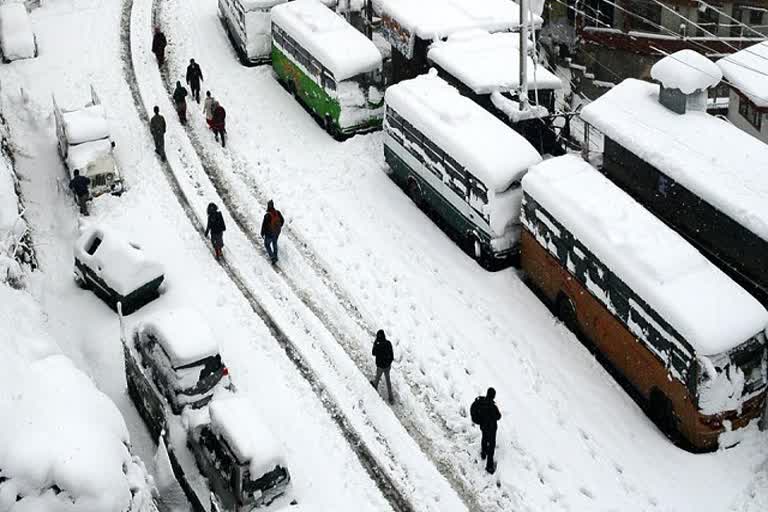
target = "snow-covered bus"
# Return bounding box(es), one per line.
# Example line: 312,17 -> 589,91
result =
521,155 -> 768,450
383,72 -> 542,266
271,0 -> 384,138
219,0 -> 337,65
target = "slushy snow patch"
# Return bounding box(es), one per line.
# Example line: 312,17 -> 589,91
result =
0,3 -> 35,62
650,49 -> 722,94
209,397 -> 288,478
717,40 -> 768,108
74,225 -> 164,297
137,307 -> 219,368
271,0 -> 381,82
581,78 -> 768,244
522,155 -> 768,356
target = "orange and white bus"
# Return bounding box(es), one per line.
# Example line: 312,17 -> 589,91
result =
520,155 -> 768,450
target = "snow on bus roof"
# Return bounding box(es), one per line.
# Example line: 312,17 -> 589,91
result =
650,49 -> 721,94
523,155 -> 768,356
718,40 -> 768,108
580,78 -> 768,244
209,397 -> 288,477
271,0 -> 381,82
428,30 -> 562,95
74,225 -> 164,297
377,0 -> 540,40
138,308 -> 219,368
385,72 -> 541,192
240,0 -> 335,11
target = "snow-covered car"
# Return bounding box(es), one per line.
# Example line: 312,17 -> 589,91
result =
0,2 -> 37,62
189,397 -> 291,510
74,225 -> 164,315
54,85 -> 123,197
132,308 -> 233,412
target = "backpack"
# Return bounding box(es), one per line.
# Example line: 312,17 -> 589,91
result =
470,396 -> 484,425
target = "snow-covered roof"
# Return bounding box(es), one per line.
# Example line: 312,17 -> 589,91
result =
385,72 -> 541,192
74,225 -> 164,297
650,50 -> 722,94
377,0 -> 541,40
139,308 -> 219,368
62,104 -> 110,145
0,353 -> 138,511
581,79 -> 768,243
428,31 -> 562,95
271,0 -> 382,82
240,0 -> 336,11
209,397 -> 288,477
66,138 -> 114,172
522,155 -> 768,356
717,40 -> 768,108
0,3 -> 35,61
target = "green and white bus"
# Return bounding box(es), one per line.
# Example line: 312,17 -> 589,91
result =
383,72 -> 543,266
271,0 -> 384,138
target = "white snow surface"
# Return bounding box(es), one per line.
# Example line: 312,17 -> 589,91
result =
650,49 -> 722,94
718,40 -> 768,108
74,225 -> 164,296
137,308 -> 219,368
522,155 -> 768,356
0,3 -> 35,62
62,104 -> 110,145
580,78 -> 768,243
378,0 -> 540,40
66,138 -> 113,172
271,0 -> 381,82
428,31 -> 562,94
385,72 -> 541,192
209,397 -> 288,477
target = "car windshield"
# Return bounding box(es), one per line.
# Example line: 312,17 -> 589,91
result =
174,354 -> 224,393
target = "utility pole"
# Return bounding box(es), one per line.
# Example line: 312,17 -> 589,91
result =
519,0 -> 530,111
365,0 -> 373,40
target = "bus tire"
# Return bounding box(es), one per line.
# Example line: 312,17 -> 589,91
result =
649,389 -> 678,440
556,293 -> 579,334
407,178 -> 423,207
324,115 -> 339,139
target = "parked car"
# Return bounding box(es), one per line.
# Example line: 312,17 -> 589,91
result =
0,2 -> 37,62
74,225 -> 164,315
189,397 -> 291,510
54,85 -> 123,197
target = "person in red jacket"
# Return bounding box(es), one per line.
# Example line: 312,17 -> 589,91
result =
260,200 -> 284,264
212,102 -> 226,148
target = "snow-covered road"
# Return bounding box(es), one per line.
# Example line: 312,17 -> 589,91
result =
155,0 -> 768,511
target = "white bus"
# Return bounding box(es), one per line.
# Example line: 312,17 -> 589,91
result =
383,72 -> 542,266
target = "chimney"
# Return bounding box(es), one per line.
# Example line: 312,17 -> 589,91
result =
650,50 -> 722,114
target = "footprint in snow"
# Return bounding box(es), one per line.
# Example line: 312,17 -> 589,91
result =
579,487 -> 595,499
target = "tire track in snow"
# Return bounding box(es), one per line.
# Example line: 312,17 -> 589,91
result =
151,3 -> 524,512
119,2 -> 418,511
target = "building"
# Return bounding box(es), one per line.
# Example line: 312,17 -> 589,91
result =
717,40 -> 768,143
571,0 -> 767,98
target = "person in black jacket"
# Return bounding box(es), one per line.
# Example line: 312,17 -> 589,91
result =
173,81 -> 189,125
151,27 -> 167,67
69,169 -> 91,216
205,202 -> 226,260
477,387 -> 502,474
370,329 -> 394,404
185,59 -> 204,104
150,106 -> 166,161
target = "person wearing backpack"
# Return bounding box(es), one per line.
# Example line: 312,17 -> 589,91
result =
260,200 -> 284,264
370,329 -> 394,404
470,387 -> 501,474
205,202 -> 226,260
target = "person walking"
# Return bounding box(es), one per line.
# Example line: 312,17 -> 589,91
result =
211,101 -> 226,148
173,81 -> 189,125
260,200 -> 284,264
186,59 -> 204,104
205,202 -> 226,260
370,330 -> 395,404
470,387 -> 502,474
203,91 -> 216,130
150,106 -> 167,161
151,27 -> 167,67
69,169 -> 91,216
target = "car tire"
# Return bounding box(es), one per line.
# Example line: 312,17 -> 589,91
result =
650,389 -> 678,440
556,294 -> 579,334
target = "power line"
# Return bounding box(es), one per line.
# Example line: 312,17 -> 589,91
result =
696,0 -> 767,40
